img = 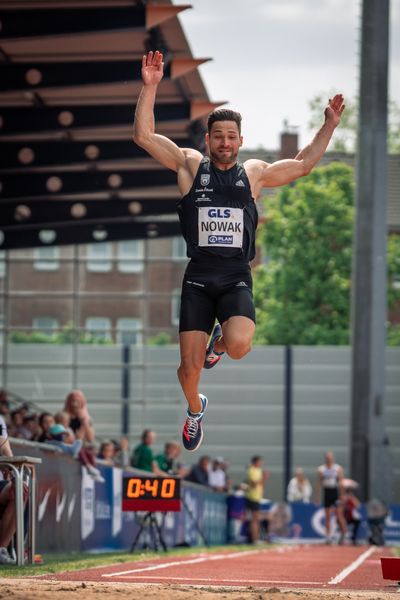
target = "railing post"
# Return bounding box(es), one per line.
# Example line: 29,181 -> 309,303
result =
122,344 -> 130,436
283,345 -> 293,501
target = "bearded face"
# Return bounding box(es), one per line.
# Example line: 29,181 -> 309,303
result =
206,121 -> 243,167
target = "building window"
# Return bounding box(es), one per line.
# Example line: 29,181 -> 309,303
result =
117,240 -> 144,273
86,243 -> 112,272
34,246 -> 60,271
85,317 -> 112,340
33,316 -> 59,334
172,236 -> 187,260
116,318 -> 143,345
171,288 -> 181,326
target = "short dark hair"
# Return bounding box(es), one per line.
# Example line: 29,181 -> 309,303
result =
207,108 -> 242,135
141,428 -> 153,443
39,412 -> 53,427
251,455 -> 262,464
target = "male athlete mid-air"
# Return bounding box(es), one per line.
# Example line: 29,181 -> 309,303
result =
133,51 -> 345,452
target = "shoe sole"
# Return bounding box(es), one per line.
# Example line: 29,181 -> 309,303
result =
185,395 -> 208,452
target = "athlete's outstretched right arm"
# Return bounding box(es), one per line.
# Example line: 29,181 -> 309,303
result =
133,51 -> 188,172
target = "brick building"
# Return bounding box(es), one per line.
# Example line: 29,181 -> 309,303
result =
1,130 -> 399,344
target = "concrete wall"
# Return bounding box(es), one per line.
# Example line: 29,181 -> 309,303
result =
1,344 -> 399,502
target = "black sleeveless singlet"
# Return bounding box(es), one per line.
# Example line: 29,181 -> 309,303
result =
177,157 -> 258,265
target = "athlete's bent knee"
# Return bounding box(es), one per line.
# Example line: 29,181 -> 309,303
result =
225,339 -> 252,360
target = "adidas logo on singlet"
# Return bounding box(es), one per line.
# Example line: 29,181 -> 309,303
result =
236,281 -> 248,287
235,180 -> 245,187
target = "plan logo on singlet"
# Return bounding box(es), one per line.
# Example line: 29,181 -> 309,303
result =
198,207 -> 243,248
208,235 -> 233,245
200,174 -> 210,186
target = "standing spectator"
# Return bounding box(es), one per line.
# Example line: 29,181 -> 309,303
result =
315,451 -> 347,544
37,412 -> 55,443
0,414 -> 16,564
63,390 -> 103,482
287,467 -> 312,503
209,457 -> 229,492
63,390 -> 95,443
185,455 -> 211,486
245,455 -> 270,544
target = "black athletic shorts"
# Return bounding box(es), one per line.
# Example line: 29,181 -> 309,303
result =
323,487 -> 339,508
179,260 -> 256,334
245,498 -> 261,512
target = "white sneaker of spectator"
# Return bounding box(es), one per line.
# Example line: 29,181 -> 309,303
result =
0,547 -> 16,564
86,465 -> 105,483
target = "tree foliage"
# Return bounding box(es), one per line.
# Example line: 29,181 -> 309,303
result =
254,162 -> 400,346
308,92 -> 400,153
388,235 -> 400,306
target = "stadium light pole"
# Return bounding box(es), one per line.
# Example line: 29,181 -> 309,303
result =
350,0 -> 392,503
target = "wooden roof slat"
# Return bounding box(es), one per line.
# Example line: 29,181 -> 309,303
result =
0,6 -> 147,39
1,197 -> 180,227
0,167 -> 178,199
0,103 -> 192,134
0,138 -> 191,169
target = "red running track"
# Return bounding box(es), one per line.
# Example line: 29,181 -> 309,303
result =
37,545 -> 398,594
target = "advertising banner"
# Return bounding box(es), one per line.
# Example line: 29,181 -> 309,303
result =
228,494 -> 400,544
11,442 -> 228,553
81,464 -> 137,551
12,442 -> 81,553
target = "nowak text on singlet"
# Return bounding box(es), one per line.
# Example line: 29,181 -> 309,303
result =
201,221 -> 242,233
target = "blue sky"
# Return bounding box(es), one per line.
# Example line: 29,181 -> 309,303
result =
179,0 -> 400,150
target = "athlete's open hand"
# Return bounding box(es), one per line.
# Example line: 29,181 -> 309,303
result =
324,94 -> 345,127
141,50 -> 164,86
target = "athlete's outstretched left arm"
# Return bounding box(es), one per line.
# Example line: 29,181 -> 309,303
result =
250,94 -> 345,189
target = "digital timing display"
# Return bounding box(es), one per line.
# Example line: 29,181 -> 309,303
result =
122,476 -> 181,512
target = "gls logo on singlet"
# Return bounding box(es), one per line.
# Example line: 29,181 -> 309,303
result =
198,206 -> 244,247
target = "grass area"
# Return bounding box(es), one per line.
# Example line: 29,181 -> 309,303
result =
0,543 -> 262,578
